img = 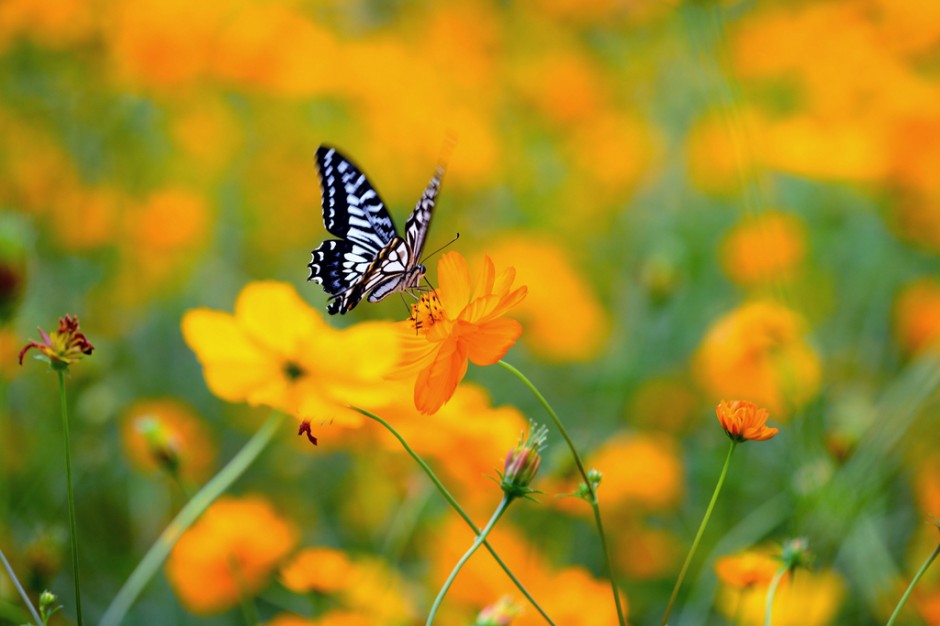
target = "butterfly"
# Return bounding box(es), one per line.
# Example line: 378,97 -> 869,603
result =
307,145 -> 443,315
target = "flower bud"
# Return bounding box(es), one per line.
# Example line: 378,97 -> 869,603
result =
475,596 -> 521,626
500,423 -> 548,499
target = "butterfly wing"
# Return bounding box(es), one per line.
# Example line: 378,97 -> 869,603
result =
308,146 -> 403,314
402,165 -> 444,263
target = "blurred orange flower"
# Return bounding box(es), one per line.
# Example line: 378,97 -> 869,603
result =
280,547 -> 415,624
693,300 -> 821,416
120,399 -> 217,483
715,548 -> 780,589
397,251 -> 526,414
182,281 -> 400,426
484,236 -> 609,363
720,212 -> 806,287
715,400 -> 778,443
280,547 -> 353,594
550,432 -> 684,514
894,278 -> 940,355
267,613 -> 372,626
166,495 -> 298,614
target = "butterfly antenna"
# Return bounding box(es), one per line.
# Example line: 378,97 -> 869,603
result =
421,232 -> 460,265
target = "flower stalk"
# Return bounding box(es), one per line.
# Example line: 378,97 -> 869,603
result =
100,412 -> 284,626
58,370 -> 83,626
661,440 -> 737,626
885,528 -> 940,626
498,360 -> 625,626
427,496 -> 511,626
352,406 -> 555,626
0,545 -> 43,626
763,565 -> 787,626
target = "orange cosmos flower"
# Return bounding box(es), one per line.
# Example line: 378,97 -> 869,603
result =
182,281 -> 400,426
715,549 -> 780,589
397,251 -> 527,415
715,400 -> 778,442
166,495 -> 298,614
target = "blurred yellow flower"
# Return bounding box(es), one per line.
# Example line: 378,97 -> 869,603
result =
182,281 -> 401,426
720,212 -> 806,287
281,547 -> 415,624
714,548 -> 780,589
484,236 -> 608,362
166,495 -> 298,614
514,50 -> 607,125
717,568 -> 845,626
915,454 -> 940,516
715,400 -> 778,443
693,300 -> 821,415
397,251 -> 526,415
120,399 -> 217,483
894,278 -> 940,355
685,110 -> 754,196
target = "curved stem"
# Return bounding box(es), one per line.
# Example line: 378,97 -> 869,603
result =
57,370 -> 83,626
100,412 -> 284,626
763,566 -> 787,626
886,536 -> 940,626
0,546 -> 42,625
427,497 -> 510,626
352,407 -> 555,626
661,440 -> 737,626
497,360 -> 625,626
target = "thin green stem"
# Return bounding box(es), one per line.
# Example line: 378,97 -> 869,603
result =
886,535 -> 940,626
427,497 -> 510,626
57,369 -> 83,626
763,566 -> 787,626
352,407 -> 555,626
99,412 -> 284,626
661,440 -> 737,626
497,360 -> 625,626
0,546 -> 42,625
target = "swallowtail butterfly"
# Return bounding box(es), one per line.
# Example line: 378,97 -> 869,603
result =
307,146 -> 443,315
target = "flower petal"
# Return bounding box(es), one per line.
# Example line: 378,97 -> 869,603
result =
235,282 -> 325,358
463,318 -> 523,365
414,334 -> 468,414
182,309 -> 281,403
437,251 -> 471,315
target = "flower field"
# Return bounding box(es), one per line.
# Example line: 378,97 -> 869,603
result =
2,1 -> 940,625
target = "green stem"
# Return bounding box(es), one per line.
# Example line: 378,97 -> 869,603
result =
352,407 -> 555,626
99,412 -> 284,626
0,546 -> 42,625
497,360 -> 625,626
763,566 -> 787,626
427,497 -> 510,626
661,440 -> 737,626
886,536 -> 940,626
57,369 -> 83,626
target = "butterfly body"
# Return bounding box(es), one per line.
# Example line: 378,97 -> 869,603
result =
308,146 -> 442,314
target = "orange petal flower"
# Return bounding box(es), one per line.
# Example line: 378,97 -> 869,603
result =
714,549 -> 780,589
715,400 -> 779,442
397,251 -> 527,415
166,495 -> 298,614
182,282 -> 400,426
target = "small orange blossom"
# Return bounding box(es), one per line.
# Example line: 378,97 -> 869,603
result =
716,400 -> 778,442
397,251 -> 526,414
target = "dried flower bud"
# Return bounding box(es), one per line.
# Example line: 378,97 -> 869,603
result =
778,537 -> 813,575
19,314 -> 94,370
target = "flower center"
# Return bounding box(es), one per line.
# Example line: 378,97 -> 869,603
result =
283,360 -> 306,381
410,293 -> 445,334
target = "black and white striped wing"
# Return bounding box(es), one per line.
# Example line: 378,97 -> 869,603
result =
307,146 -> 402,314
403,165 -> 444,262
